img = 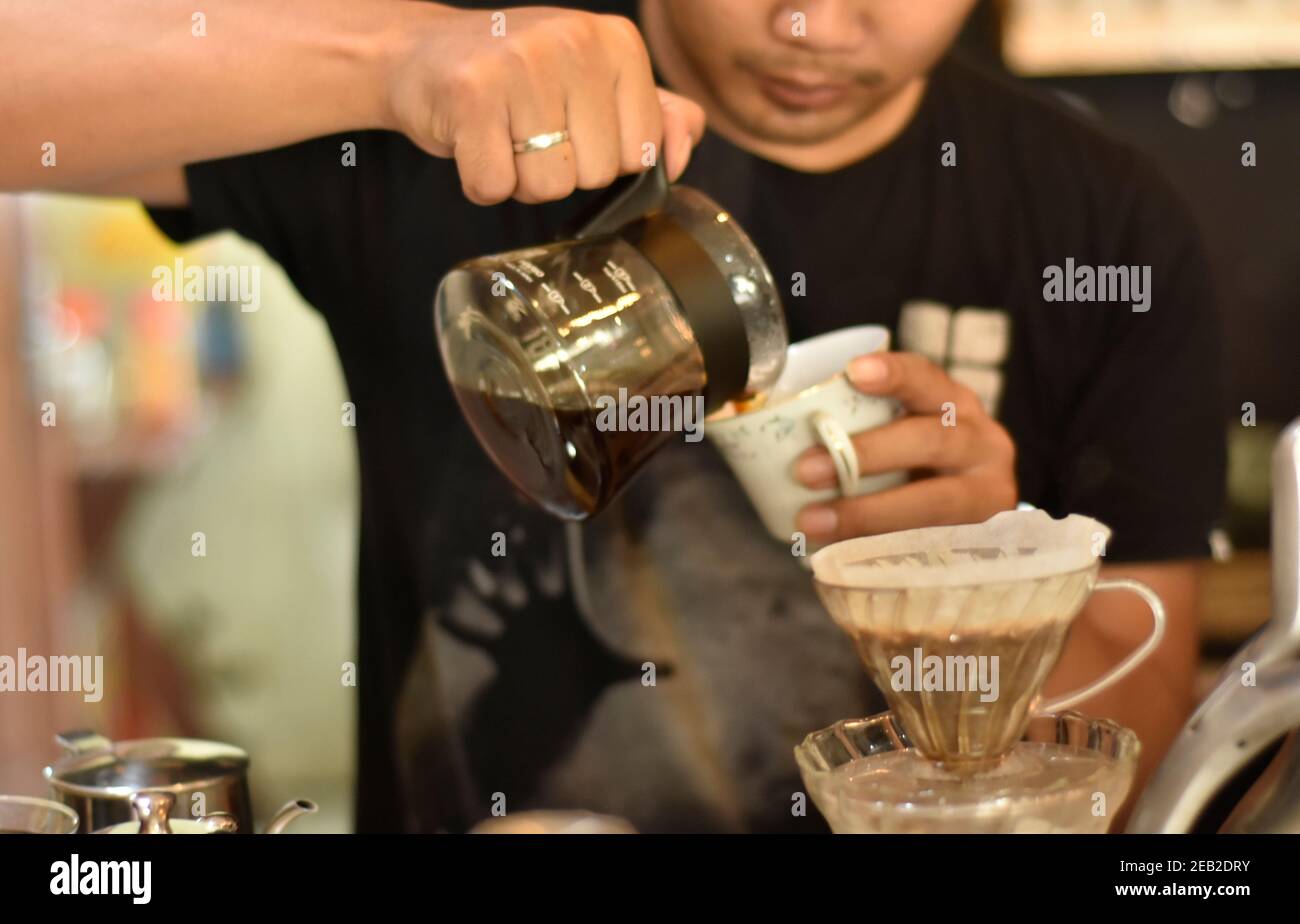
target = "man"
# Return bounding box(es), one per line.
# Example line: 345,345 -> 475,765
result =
3,0 -> 1223,832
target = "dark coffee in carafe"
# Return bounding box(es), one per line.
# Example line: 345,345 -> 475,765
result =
452,386 -> 690,518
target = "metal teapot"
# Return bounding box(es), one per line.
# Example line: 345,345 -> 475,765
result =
45,731 -> 316,834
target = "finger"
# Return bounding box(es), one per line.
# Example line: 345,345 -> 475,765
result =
566,67 -> 622,190
657,88 -> 706,181
796,475 -> 1016,544
793,414 -> 979,488
613,31 -> 663,173
846,352 -> 981,418
507,76 -> 577,204
451,83 -> 518,205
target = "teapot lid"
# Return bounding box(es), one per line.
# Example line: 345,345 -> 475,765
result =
45,732 -> 248,799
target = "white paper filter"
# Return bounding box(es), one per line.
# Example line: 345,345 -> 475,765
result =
810,510 -> 1111,634
811,510 -> 1109,587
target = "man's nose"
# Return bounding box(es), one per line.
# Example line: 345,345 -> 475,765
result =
770,0 -> 870,52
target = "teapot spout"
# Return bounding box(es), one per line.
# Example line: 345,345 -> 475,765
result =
263,799 -> 317,834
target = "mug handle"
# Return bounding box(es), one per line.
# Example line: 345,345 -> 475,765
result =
811,411 -> 860,497
1036,578 -> 1167,713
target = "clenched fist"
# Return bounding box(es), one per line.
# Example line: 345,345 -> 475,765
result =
385,6 -> 706,205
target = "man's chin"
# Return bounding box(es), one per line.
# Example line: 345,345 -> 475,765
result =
740,108 -> 875,148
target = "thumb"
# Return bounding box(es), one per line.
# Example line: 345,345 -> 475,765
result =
845,352 -> 892,393
657,89 -> 706,180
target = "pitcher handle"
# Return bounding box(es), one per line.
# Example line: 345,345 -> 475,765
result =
573,160 -> 670,240
1037,578 -> 1167,713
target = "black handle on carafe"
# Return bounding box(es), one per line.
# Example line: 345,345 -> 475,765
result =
569,160 -> 750,412
573,160 -> 671,240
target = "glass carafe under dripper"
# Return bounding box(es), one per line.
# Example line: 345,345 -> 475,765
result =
434,162 -> 787,519
795,711 -> 1140,834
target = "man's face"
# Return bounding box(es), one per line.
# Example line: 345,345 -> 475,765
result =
656,0 -> 977,147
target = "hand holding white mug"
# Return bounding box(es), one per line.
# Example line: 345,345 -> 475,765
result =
706,326 -> 903,544
793,352 -> 1020,543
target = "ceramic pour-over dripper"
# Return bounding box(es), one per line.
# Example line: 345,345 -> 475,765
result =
810,510 -> 1166,769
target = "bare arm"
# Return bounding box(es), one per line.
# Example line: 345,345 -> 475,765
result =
78,168 -> 190,207
1042,561 -> 1201,812
1,1 -> 403,193
0,2 -> 704,203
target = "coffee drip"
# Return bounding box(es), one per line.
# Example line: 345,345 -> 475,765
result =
799,510 -> 1166,833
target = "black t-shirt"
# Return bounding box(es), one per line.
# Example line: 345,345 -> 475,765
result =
148,54 -> 1225,832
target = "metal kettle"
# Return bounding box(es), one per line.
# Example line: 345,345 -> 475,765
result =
1127,418 -> 1300,832
44,730 -> 317,834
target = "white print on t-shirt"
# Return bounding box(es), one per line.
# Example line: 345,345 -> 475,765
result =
897,300 -> 1009,416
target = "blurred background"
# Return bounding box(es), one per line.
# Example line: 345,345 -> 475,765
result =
1,0 -> 1298,831
0,197 -> 357,832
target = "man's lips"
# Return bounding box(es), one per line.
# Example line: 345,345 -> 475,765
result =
754,71 -> 854,111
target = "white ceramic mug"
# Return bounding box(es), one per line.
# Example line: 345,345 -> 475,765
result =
706,325 -> 905,543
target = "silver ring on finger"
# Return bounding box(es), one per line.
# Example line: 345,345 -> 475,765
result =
512,130 -> 570,155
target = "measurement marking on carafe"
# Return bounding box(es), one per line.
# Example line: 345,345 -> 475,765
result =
540,282 -> 570,315
521,329 -> 559,363
506,259 -> 545,281
572,271 -> 602,303
603,260 -> 633,294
